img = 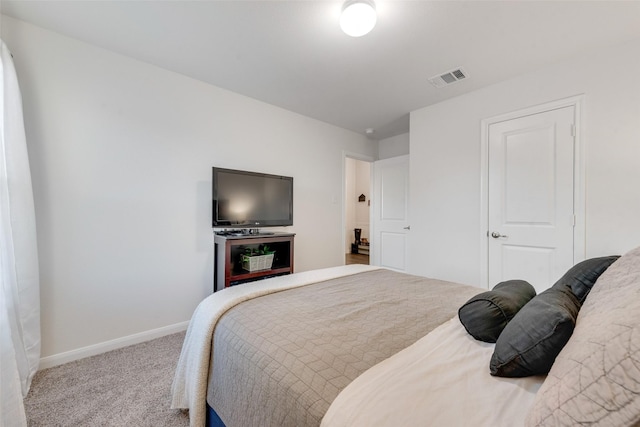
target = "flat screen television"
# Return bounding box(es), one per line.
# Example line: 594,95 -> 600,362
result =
212,167 -> 293,228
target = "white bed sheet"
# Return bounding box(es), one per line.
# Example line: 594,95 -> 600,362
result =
322,316 -> 545,427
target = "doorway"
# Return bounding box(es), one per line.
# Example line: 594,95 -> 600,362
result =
344,156 -> 372,265
480,96 -> 586,291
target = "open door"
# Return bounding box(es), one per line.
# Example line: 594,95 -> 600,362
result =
371,155 -> 410,271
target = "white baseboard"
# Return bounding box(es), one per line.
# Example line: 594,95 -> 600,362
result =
39,321 -> 190,370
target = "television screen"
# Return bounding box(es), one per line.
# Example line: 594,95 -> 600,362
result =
212,167 -> 293,227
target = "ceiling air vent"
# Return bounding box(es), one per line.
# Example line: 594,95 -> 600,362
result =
428,67 -> 469,88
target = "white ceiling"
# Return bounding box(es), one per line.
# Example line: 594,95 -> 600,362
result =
2,1 -> 640,140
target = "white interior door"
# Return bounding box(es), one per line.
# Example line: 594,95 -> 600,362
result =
371,155 -> 410,271
488,106 -> 575,293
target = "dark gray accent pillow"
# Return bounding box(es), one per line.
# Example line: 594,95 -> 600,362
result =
490,287 -> 580,377
551,255 -> 620,303
458,280 -> 536,343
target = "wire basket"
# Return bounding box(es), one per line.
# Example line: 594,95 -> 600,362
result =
241,253 -> 274,272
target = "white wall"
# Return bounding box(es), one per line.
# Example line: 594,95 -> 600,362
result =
354,160 -> 371,242
409,38 -> 640,287
1,16 -> 377,361
345,158 -> 356,253
378,132 -> 409,159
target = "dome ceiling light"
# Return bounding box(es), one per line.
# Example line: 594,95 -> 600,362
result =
340,0 -> 377,37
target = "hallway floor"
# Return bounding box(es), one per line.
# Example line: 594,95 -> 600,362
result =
345,253 -> 369,265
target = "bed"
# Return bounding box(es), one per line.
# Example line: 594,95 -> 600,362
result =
171,247 -> 640,427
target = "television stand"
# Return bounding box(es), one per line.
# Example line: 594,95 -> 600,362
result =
213,232 -> 295,292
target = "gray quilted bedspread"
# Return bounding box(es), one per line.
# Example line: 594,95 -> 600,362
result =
207,269 -> 481,427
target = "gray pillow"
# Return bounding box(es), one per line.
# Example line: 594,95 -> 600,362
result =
551,255 -> 619,303
458,280 -> 536,343
490,287 -> 580,377
490,256 -> 620,378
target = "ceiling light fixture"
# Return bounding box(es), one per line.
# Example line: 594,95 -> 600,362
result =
340,0 -> 377,37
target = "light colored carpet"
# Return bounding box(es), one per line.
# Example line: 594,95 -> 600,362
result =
24,331 -> 190,426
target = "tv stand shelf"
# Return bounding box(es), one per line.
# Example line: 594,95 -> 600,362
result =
214,232 -> 295,292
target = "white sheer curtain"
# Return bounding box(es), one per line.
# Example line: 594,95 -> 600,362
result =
0,39 -> 41,427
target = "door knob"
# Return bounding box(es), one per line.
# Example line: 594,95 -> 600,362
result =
403,226 -> 411,230
491,231 -> 508,239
